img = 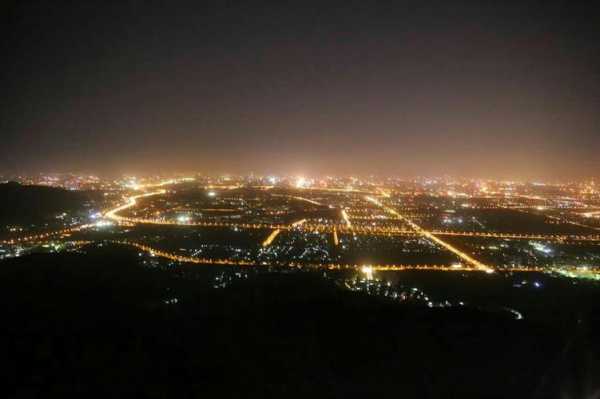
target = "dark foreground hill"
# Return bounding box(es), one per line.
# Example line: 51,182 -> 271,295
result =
0,246 -> 598,398
0,182 -> 90,226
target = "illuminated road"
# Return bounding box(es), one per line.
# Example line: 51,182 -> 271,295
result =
3,179 -> 599,284
98,183 -> 600,245
127,177 -> 195,190
114,240 -> 254,266
292,196 -> 322,206
109,240 -> 494,272
262,229 -> 281,247
276,194 -> 323,206
341,209 -> 352,228
417,230 -> 600,242
101,204 -> 600,244
332,227 -> 339,246
365,196 -> 494,273
9,207 -> 600,247
0,225 -> 93,245
7,180 -> 599,269
107,240 -> 600,278
291,219 -> 307,227
104,189 -> 167,223
4,231 -> 597,279
582,211 -> 600,219
512,207 -> 600,233
542,213 -> 600,232
1,178 -> 179,245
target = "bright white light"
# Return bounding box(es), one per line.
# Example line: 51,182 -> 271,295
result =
361,265 -> 374,280
95,220 -> 114,227
125,179 -> 140,190
295,177 -> 308,188
177,215 -> 191,223
531,242 -> 553,254
207,191 -> 216,197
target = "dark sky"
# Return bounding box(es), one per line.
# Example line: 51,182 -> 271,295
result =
2,1 -> 599,179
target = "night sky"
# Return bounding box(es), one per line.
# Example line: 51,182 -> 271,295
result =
2,1 -> 599,179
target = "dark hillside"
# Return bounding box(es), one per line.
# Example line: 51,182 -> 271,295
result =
0,182 -> 90,225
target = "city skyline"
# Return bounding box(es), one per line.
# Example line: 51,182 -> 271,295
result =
2,171 -> 599,188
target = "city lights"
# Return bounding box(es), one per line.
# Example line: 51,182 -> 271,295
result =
5,1 -> 600,395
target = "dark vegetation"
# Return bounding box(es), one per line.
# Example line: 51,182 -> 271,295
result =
0,182 -> 90,226
1,245 -> 599,398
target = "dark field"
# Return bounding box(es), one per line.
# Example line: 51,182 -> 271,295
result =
334,235 -> 461,266
417,208 -> 596,235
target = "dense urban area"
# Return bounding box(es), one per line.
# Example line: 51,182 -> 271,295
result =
2,173 -> 599,397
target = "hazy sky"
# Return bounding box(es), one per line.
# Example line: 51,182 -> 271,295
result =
2,1 -> 599,179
